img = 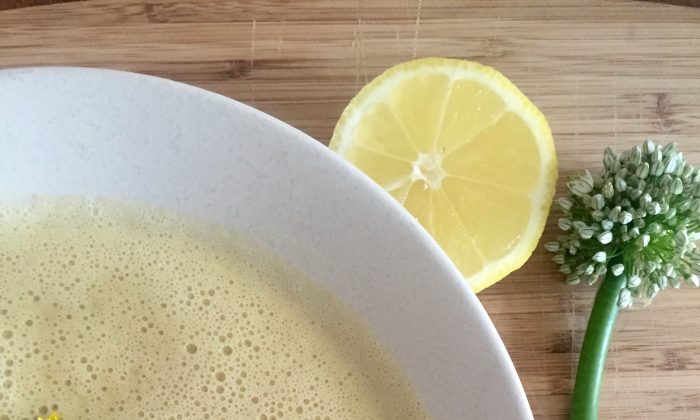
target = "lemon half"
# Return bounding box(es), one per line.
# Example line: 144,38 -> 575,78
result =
330,58 -> 557,292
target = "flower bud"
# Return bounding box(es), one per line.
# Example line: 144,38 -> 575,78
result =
675,230 -> 688,248
631,145 -> 642,165
639,234 -> 651,247
604,147 -> 616,170
591,210 -> 605,221
565,273 -> 580,285
558,197 -> 573,211
647,223 -> 662,234
662,142 -> 677,155
671,178 -> 684,195
647,282 -> 660,299
544,241 -> 560,252
615,177 -> 627,192
573,220 -> 587,231
591,194 -> 605,210
603,181 -> 615,198
611,264 -> 625,276
682,164 -> 694,179
580,228 -> 596,240
618,289 -> 632,308
643,139 -> 656,155
597,231 -> 613,245
558,218 -> 572,231
627,275 -> 642,288
609,206 -> 622,222
636,162 -> 650,179
620,211 -> 633,225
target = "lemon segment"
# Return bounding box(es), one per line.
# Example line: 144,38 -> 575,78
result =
331,58 -> 557,292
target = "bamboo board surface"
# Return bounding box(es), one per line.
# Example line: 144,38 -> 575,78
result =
1,1 -> 700,418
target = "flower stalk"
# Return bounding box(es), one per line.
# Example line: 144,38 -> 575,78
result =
570,256 -> 626,420
547,141 -> 700,419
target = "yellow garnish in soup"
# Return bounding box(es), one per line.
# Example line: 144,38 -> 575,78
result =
37,412 -> 61,420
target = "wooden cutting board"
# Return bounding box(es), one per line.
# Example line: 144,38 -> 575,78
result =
1,1 -> 699,418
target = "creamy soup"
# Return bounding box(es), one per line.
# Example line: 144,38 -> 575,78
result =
0,197 -> 427,420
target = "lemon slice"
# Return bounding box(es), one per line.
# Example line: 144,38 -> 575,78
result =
330,58 -> 557,292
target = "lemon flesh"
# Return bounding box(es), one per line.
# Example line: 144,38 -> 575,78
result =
330,58 -> 557,292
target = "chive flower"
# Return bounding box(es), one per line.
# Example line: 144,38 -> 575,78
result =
548,141 -> 700,419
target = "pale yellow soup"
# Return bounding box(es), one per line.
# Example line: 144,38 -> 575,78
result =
0,197 -> 427,420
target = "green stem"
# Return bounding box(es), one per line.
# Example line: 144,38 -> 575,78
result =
570,256 -> 627,420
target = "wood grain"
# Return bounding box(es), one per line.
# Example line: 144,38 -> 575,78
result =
0,0 -> 81,11
1,1 -> 699,418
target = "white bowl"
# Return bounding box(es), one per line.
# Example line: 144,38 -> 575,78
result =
0,67 -> 531,419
